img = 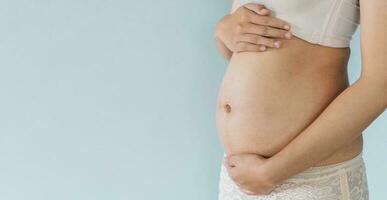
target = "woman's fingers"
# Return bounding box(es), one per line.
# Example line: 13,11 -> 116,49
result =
237,34 -> 281,48
235,42 -> 267,53
245,9 -> 291,30
243,3 -> 271,15
237,22 -> 292,40
216,2 -> 293,54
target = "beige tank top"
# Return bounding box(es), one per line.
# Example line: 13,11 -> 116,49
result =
236,0 -> 360,48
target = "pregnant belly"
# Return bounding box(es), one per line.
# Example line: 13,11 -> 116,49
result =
215,36 -> 350,157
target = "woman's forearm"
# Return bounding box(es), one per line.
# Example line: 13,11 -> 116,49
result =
264,78 -> 386,184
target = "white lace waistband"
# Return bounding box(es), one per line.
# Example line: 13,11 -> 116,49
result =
286,152 -> 365,181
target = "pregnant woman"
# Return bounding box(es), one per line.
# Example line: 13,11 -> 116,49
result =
214,0 -> 386,199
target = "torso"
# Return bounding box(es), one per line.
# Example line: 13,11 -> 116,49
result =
215,35 -> 363,167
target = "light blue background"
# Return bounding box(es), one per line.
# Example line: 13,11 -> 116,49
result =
0,1 -> 385,200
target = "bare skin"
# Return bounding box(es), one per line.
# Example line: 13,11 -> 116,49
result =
215,1 -> 362,166
215,0 -> 387,195
216,34 -> 364,157
217,32 -> 364,162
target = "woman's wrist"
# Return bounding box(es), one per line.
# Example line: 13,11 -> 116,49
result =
215,37 -> 232,60
214,15 -> 229,41
261,154 -> 292,186
214,16 -> 233,60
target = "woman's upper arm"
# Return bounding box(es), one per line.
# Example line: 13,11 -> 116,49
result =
359,0 -> 387,86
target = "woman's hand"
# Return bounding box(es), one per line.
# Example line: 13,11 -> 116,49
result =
215,3 -> 292,53
224,153 -> 279,195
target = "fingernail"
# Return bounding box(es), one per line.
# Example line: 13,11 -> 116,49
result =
274,41 -> 281,48
284,24 -> 290,30
285,32 -> 292,39
260,45 -> 266,51
261,8 -> 270,13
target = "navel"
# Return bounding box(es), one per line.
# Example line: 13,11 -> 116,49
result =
224,103 -> 232,113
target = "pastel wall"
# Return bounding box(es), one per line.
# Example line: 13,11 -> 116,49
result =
0,0 -> 385,199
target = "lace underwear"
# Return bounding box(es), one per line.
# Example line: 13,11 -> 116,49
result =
218,152 -> 369,200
